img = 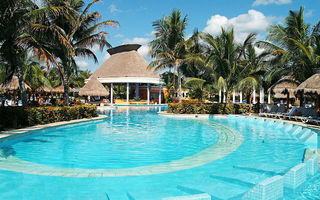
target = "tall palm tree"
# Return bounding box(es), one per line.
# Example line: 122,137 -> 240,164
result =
201,28 -> 259,101
0,0 -> 68,106
257,6 -> 319,82
35,0 -> 118,105
149,9 -> 188,103
69,69 -> 91,88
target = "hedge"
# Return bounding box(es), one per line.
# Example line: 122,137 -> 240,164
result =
168,103 -> 251,114
0,105 -> 97,130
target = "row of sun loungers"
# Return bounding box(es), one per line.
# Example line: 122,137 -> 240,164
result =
259,105 -> 320,125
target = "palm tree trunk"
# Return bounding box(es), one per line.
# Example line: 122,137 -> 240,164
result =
63,74 -> 69,105
177,66 -> 182,103
16,66 -> 28,107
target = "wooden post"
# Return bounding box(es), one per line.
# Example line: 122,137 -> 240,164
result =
158,84 -> 162,104
110,83 -> 113,105
147,83 -> 150,105
233,89 -> 235,103
253,87 -> 256,104
126,82 -> 129,103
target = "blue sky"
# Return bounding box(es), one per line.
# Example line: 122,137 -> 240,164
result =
77,0 -> 320,72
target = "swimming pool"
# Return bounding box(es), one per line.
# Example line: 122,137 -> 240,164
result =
0,106 -> 319,199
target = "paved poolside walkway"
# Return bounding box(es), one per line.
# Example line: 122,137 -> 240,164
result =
249,113 -> 320,131
0,115 -> 107,140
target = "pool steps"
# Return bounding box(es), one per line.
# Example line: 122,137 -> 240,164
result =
241,153 -> 319,200
162,193 -> 211,200
227,115 -> 318,148
213,115 -> 319,200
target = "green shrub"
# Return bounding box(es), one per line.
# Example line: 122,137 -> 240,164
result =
168,103 -> 250,114
0,105 -> 97,129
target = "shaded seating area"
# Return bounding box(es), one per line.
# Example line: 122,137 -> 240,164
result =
79,77 -> 109,106
259,73 -> 320,126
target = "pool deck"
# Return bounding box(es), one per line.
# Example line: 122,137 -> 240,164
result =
249,113 -> 320,131
158,111 -> 320,131
0,115 -> 107,141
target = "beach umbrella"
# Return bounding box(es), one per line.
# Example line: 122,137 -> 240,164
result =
52,85 -> 74,93
0,76 -> 31,91
296,73 -> 320,111
268,75 -> 299,110
79,77 -> 109,96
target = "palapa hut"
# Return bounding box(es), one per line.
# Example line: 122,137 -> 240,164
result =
268,75 -> 299,108
52,85 -> 74,93
35,85 -> 52,93
0,76 -> 31,92
79,77 -> 108,97
85,44 -> 163,104
296,73 -> 320,111
0,76 -> 31,104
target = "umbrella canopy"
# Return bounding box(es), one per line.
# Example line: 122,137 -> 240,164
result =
89,44 -> 161,84
0,76 -> 31,91
79,77 -> 108,96
296,73 -> 320,95
52,85 -> 74,93
268,75 -> 299,99
35,85 -> 52,93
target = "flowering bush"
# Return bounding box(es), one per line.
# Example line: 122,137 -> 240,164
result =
0,105 -> 97,129
168,103 -> 250,114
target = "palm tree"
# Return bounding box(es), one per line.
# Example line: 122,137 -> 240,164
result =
21,55 -> 47,92
149,9 -> 188,103
69,69 -> 91,88
0,0 -> 69,106
201,28 -> 259,102
289,30 -> 320,70
257,6 -> 319,82
35,0 -> 118,105
184,78 -> 206,102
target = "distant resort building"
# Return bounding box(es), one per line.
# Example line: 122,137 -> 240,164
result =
80,44 -> 166,104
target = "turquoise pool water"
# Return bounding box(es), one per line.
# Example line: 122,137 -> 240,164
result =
0,106 -> 319,199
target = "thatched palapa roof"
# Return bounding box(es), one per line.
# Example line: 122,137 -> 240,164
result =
35,85 -> 52,93
0,76 -> 31,91
90,44 -> 159,80
79,77 -> 108,96
268,75 -> 299,99
296,73 -> 320,95
52,85 -> 74,93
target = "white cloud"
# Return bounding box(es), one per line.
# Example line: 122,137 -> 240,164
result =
114,34 -> 124,38
203,10 -> 270,43
76,61 -> 89,69
109,4 -> 121,13
123,37 -> 151,59
305,10 -> 313,18
123,37 -> 150,45
253,0 -> 292,6
146,31 -> 157,37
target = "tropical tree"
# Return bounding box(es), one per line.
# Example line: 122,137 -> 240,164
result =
47,67 -> 61,89
257,6 -> 320,82
0,0 -> 68,106
21,55 -> 48,92
69,69 -> 91,88
32,0 -> 118,105
201,28 -> 260,101
149,9 -> 188,103
184,78 -> 206,102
